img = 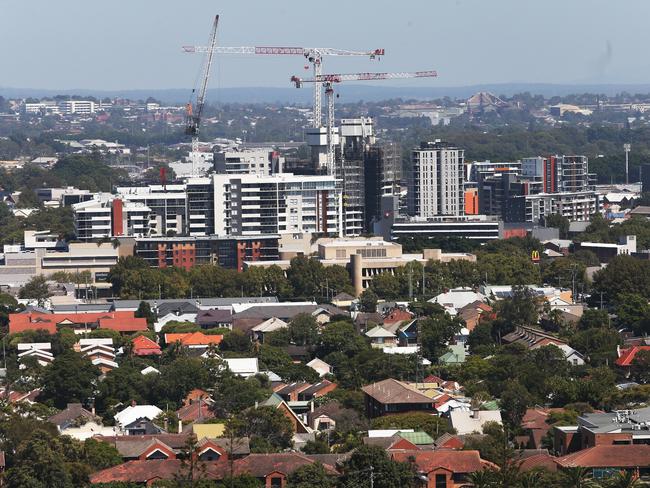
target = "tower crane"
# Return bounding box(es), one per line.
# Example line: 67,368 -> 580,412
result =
185,15 -> 219,176
182,44 -> 384,128
291,70 -> 438,174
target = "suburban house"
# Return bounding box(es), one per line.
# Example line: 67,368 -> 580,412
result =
164,331 -> 223,348
76,338 -> 118,374
131,335 -> 162,356
449,409 -> 503,435
365,325 -> 398,348
553,407 -> 650,455
392,450 -> 496,488
615,345 -> 650,374
9,311 -> 147,335
361,378 -> 435,418
196,309 -> 233,329
250,317 -> 288,343
17,342 -> 54,367
556,445 -> 650,480
48,403 -> 114,440
114,404 -> 164,436
306,357 -> 332,377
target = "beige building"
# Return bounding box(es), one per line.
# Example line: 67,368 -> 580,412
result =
245,237 -> 476,296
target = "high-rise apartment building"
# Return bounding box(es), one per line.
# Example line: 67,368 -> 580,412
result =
409,140 -> 465,218
214,149 -> 283,176
522,156 -> 594,193
364,142 -> 402,231
209,173 -> 342,237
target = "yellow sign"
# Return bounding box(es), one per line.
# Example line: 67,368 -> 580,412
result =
531,250 -> 540,262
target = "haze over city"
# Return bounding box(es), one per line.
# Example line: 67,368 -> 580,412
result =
3,0 -> 650,90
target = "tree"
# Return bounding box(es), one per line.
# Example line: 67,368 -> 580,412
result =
578,309 -> 610,330
220,330 -> 252,353
323,265 -> 354,297
614,293 -> 650,335
593,255 -> 650,304
359,289 -> 378,312
135,301 -> 156,328
604,469 -> 645,488
418,311 -> 463,362
18,275 -> 51,306
286,256 -> 325,299
570,328 -> 620,366
233,406 -> 294,452
631,350 -> 650,384
319,321 -> 368,358
559,466 -> 599,488
40,351 -> 100,409
210,372 -> 271,417
340,445 -> 415,488
500,381 -> 532,430
543,213 -> 570,239
370,272 -> 401,300
370,412 -> 452,438
82,438 -> 122,470
288,313 -> 319,346
286,462 -> 336,488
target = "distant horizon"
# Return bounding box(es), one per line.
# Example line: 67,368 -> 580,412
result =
6,81 -> 650,105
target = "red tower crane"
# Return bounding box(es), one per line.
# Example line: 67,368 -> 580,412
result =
291,70 -> 438,173
182,44 -> 384,128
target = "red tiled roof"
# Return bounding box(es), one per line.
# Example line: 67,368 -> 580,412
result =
383,309 -> 414,326
435,434 -> 464,450
556,445 -> 650,469
89,459 -> 226,484
9,311 -> 144,335
131,335 -> 161,356
361,379 -> 433,405
392,450 -> 491,473
231,453 -> 337,478
100,317 -> 148,332
519,452 -> 558,472
165,332 -> 223,347
423,375 -> 444,384
176,402 -> 215,423
616,346 -> 650,367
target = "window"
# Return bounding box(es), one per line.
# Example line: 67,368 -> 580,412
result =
435,474 -> 447,488
270,476 -> 283,488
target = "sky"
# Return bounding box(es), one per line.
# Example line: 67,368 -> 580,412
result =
2,0 -> 650,91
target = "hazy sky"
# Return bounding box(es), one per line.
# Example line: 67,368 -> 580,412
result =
2,0 -> 650,90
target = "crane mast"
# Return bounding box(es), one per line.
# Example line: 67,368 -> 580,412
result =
185,15 -> 219,175
182,44 -> 383,128
291,70 -> 438,173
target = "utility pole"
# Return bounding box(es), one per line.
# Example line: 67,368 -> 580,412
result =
624,143 -> 631,185
408,267 -> 413,301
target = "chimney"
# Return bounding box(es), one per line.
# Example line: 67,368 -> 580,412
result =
310,401 -> 315,413
178,418 -> 183,434
131,399 -> 136,408
163,418 -> 168,432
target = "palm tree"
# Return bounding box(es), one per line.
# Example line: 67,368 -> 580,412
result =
561,467 -> 600,488
605,470 -> 646,488
518,470 -> 547,488
466,469 -> 500,488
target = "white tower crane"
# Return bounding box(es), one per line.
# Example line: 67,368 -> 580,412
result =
182,44 -> 384,128
291,70 -> 438,174
185,15 -> 219,176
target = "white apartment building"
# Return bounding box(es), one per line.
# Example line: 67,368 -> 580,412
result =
24,100 -> 59,115
58,100 -> 96,115
214,148 -> 283,176
116,185 -> 187,237
72,195 -> 151,240
208,173 -> 342,237
410,140 -> 465,218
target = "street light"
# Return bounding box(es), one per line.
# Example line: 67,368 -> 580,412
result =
624,143 -> 631,184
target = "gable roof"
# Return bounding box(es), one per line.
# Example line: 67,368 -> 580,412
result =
89,459 -> 226,484
164,332 -> 223,347
392,450 -> 489,473
231,453 -> 337,478
48,403 -> 97,429
361,379 -> 433,405
196,309 -> 233,325
365,326 -> 396,338
115,405 -> 163,427
616,345 -> 650,366
131,335 -> 161,355
556,445 -> 650,468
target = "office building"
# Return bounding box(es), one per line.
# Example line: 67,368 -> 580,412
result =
214,148 -> 283,176
364,142 -> 402,231
245,236 -> 476,296
58,100 -> 96,115
390,215 -> 502,243
409,140 -> 465,218
133,235 -> 280,272
522,156 -> 595,193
